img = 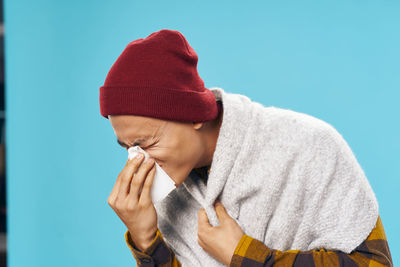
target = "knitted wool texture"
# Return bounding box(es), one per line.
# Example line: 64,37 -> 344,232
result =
153,87 -> 379,267
99,29 -> 220,123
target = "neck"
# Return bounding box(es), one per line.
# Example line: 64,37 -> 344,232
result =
195,108 -> 223,168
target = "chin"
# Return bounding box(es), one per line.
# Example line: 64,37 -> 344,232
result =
159,165 -> 190,187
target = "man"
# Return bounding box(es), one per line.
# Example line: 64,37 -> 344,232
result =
100,29 -> 393,266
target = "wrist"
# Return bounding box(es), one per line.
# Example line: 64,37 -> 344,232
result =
135,239 -> 153,252
130,230 -> 157,251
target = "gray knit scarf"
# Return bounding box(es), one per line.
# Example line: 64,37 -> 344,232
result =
153,87 -> 379,266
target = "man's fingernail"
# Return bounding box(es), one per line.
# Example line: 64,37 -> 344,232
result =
136,153 -> 144,159
145,157 -> 154,164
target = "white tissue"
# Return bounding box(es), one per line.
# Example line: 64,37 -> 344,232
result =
127,145 -> 177,203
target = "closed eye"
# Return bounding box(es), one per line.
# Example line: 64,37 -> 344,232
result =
125,144 -> 152,151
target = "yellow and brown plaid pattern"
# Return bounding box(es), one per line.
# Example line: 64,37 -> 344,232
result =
230,216 -> 392,267
124,165 -> 392,267
125,228 -> 181,267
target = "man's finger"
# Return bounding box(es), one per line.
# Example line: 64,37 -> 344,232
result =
198,209 -> 211,229
109,155 -> 143,201
214,200 -> 230,223
128,158 -> 155,201
119,154 -> 145,197
139,164 -> 156,206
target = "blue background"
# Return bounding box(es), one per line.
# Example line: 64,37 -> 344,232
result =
4,0 -> 399,266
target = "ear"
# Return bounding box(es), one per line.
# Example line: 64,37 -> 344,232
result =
192,122 -> 204,130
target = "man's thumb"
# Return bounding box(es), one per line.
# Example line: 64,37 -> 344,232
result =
198,209 -> 211,228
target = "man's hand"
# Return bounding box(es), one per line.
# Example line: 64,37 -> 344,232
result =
107,153 -> 158,251
197,200 -> 244,266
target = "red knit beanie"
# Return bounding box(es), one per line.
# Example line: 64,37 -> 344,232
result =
99,29 -> 222,123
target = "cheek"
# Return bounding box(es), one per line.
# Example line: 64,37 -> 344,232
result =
152,131 -> 200,169
147,143 -> 178,165
156,144 -> 189,171
147,148 -> 168,163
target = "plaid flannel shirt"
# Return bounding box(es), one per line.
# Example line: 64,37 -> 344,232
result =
124,166 -> 393,267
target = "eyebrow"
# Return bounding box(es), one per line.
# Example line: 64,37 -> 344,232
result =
116,138 -> 148,147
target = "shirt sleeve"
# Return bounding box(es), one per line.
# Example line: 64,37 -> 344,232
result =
124,228 -> 182,267
230,215 -> 393,267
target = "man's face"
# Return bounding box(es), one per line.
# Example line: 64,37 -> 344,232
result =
108,114 -> 204,187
